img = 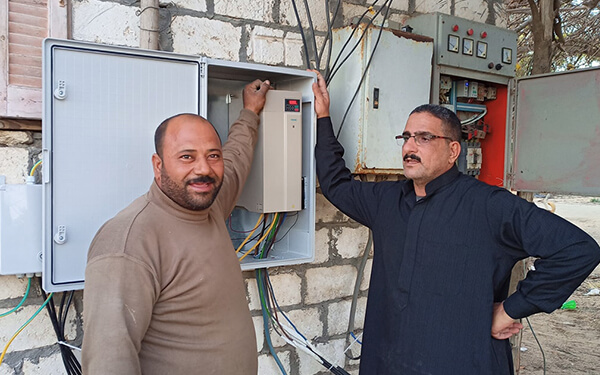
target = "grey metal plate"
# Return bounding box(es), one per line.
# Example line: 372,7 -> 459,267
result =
43,39 -> 201,291
512,67 -> 600,195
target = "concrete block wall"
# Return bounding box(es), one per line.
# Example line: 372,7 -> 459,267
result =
0,0 -> 507,373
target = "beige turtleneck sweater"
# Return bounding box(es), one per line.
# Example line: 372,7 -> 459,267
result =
82,109 -> 259,375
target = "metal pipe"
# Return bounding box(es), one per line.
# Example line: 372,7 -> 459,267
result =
140,0 -> 159,50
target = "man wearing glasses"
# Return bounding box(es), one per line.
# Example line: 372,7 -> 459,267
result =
311,71 -> 600,375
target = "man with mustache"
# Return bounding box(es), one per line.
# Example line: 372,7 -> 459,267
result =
82,79 -> 270,375
311,71 -> 600,375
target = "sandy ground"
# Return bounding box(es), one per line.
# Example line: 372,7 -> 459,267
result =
518,195 -> 600,375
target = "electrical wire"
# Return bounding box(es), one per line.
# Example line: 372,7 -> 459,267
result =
0,277 -> 31,318
258,269 -> 288,375
229,173 -> 348,372
258,213 -> 286,259
235,213 -> 265,253
326,0 -> 385,85
228,214 -> 257,234
0,292 -> 53,366
29,160 -> 42,176
460,108 -> 488,125
302,0 -> 319,71
256,267 -> 350,375
525,317 -> 546,375
274,212 -> 299,244
317,0 -> 340,79
336,0 -> 393,139
238,213 -> 279,261
349,332 -> 362,345
39,278 -> 81,375
344,230 -> 372,360
290,0 -> 311,69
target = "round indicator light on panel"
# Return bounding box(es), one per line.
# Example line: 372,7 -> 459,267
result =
452,25 -> 459,32
467,28 -> 474,36
480,31 -> 487,38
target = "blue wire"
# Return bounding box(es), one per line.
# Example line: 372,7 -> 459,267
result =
350,332 -> 362,345
257,269 -> 288,375
265,270 -> 308,341
0,278 -> 31,318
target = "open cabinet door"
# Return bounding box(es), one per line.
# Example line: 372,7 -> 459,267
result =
42,39 -> 202,292
201,58 -> 316,271
508,67 -> 600,196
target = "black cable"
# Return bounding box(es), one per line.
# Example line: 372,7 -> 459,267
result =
291,0 -> 312,69
302,0 -> 320,71
525,317 -> 546,375
326,0 -> 380,82
231,231 -> 263,244
318,0 -> 332,76
38,278 -> 81,375
309,348 -> 351,375
345,230 -> 372,360
274,212 -> 299,244
336,0 -> 393,139
319,0 -> 342,80
57,292 -> 79,374
262,214 -> 286,257
326,0 -> 383,85
60,291 -> 81,374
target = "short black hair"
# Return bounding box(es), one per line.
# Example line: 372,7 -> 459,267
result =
409,104 -> 462,142
154,113 -> 221,157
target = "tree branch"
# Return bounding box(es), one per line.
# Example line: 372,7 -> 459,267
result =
527,0 -> 540,20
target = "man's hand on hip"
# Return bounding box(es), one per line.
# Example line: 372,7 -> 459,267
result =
491,301 -> 523,340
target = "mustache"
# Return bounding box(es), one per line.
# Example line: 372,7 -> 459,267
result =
403,154 -> 421,162
187,176 -> 216,185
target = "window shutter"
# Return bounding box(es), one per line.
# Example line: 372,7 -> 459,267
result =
1,0 -> 66,119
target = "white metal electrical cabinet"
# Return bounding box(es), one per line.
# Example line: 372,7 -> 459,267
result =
42,39 -> 316,292
507,67 -> 600,196
328,24 -> 433,174
0,177 -> 43,275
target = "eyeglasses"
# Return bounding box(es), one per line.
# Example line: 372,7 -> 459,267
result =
395,132 -> 453,146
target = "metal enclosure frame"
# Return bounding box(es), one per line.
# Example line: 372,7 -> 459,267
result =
507,67 -> 600,196
328,23 -> 434,174
42,39 -> 316,292
406,13 -> 518,187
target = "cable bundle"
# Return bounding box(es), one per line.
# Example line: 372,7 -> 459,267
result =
236,213 -> 288,261
0,278 -> 51,366
38,278 -> 81,375
256,268 -> 350,375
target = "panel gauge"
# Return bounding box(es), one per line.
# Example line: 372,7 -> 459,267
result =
448,35 -> 459,53
476,41 -> 487,58
462,38 -> 474,56
502,47 -> 513,64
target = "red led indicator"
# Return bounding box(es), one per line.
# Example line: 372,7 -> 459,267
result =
452,25 -> 459,32
285,99 -> 300,112
480,31 -> 487,38
467,28 -> 474,36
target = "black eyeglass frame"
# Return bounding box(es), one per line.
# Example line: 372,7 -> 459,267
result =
395,132 -> 454,146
